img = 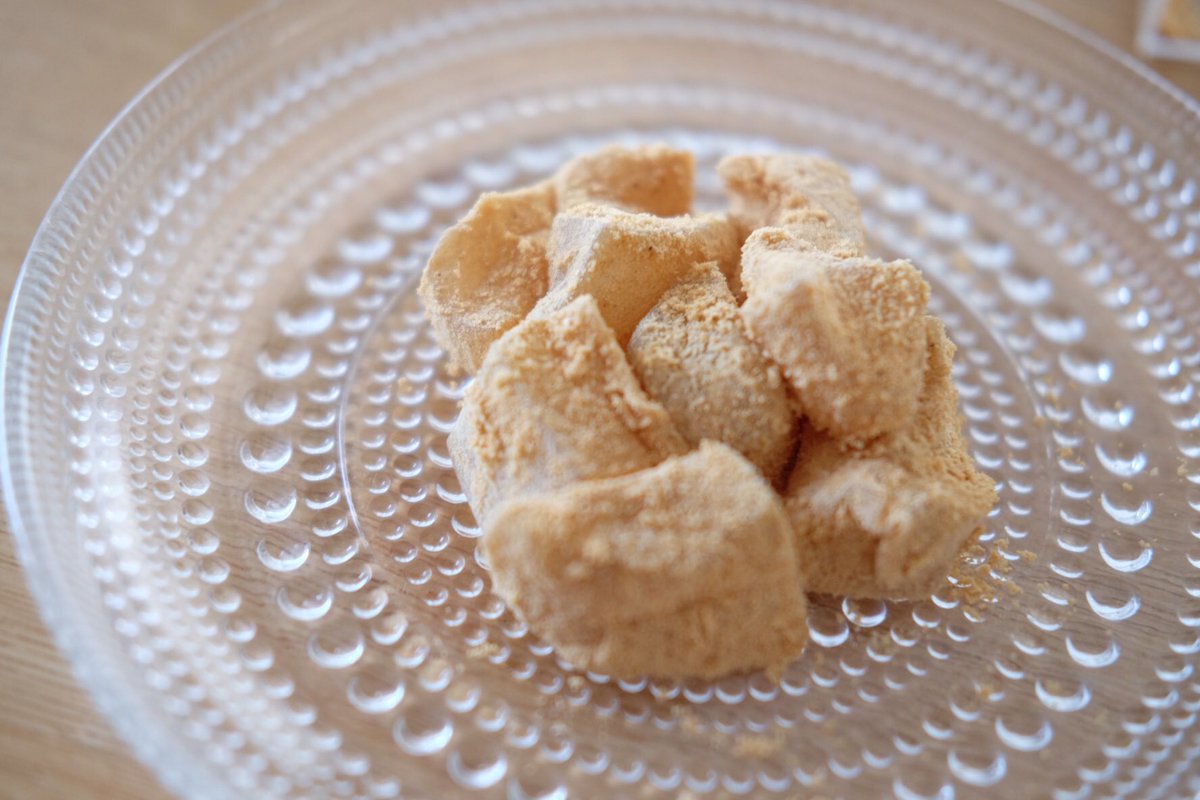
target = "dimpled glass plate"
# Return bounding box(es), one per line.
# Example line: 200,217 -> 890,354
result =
4,1 -> 1200,798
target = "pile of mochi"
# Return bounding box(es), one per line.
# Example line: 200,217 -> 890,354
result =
417,145 -> 996,680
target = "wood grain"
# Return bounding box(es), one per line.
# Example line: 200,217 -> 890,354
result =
0,1 -> 1195,797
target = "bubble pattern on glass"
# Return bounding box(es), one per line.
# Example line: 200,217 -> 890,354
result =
255,125 -> 1196,797
20,2 -> 1200,799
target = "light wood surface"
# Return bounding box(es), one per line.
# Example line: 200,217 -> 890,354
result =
0,6 -> 256,798
0,1 -> 1196,798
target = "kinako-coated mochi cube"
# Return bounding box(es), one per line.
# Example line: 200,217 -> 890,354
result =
482,442 -> 810,680
785,318 -> 998,600
448,295 -> 688,526
531,203 -> 741,345
718,153 -> 867,257
739,227 -> 930,442
628,261 -> 797,484
418,181 -> 556,374
554,143 -> 695,217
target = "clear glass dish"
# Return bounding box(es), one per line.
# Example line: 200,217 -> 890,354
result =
4,1 -> 1200,797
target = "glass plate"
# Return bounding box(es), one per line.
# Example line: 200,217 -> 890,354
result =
5,1 -> 1200,798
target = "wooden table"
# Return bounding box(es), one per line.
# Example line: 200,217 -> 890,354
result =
0,1 -> 1196,797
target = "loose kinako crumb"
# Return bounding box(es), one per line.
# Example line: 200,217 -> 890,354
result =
466,641 -> 505,662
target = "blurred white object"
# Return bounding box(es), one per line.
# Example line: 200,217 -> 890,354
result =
1138,0 -> 1200,61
